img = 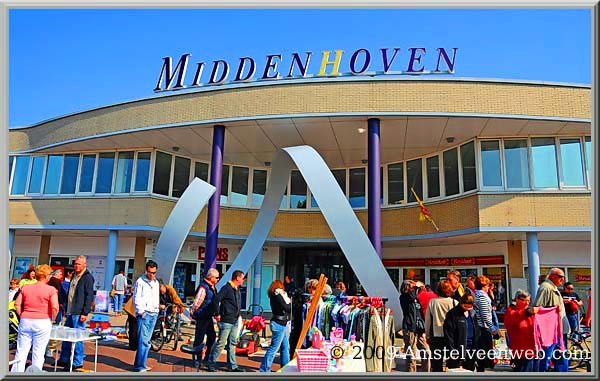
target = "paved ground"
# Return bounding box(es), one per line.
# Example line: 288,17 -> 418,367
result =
8,312 -> 590,374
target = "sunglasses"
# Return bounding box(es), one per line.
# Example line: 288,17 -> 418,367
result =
566,287 -> 574,290
147,270 -> 157,275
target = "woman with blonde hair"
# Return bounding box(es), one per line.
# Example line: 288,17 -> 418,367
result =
259,279 -> 292,372
11,264 -> 59,372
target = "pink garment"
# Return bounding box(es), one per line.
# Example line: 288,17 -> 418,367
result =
533,306 -> 564,351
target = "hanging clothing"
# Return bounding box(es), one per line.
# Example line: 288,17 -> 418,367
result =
533,306 -> 564,350
365,307 -> 395,372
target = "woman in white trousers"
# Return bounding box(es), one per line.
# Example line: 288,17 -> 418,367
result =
11,264 -> 59,372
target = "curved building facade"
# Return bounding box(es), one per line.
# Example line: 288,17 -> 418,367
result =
8,77 -> 592,313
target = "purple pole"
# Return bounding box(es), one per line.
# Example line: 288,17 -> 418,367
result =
204,125 -> 225,276
367,118 -> 382,258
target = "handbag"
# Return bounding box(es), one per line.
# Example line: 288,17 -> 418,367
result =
414,300 -> 426,332
110,288 -> 116,297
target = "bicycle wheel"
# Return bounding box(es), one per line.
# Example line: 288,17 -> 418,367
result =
567,342 -> 583,370
171,314 -> 181,351
150,322 -> 165,352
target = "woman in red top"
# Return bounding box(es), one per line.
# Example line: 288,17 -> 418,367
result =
503,289 -> 539,372
11,264 -> 59,372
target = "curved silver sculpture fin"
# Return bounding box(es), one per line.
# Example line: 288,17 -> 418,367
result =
217,146 -> 403,329
154,178 -> 216,284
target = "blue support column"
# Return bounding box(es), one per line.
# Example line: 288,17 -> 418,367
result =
104,230 -> 118,292
9,228 -> 15,265
367,118 -> 382,258
526,232 -> 541,298
204,125 -> 226,277
252,252 -> 262,316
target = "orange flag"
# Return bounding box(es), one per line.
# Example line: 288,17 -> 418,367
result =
411,188 -> 439,231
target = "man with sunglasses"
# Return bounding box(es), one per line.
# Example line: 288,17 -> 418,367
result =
561,282 -> 583,333
132,260 -> 160,372
190,268 -> 220,370
533,268 -> 569,372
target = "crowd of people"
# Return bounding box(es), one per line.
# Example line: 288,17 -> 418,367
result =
399,267 -> 587,373
8,262 -> 589,373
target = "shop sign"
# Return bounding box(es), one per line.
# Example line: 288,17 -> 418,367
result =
451,257 -> 475,266
154,47 -> 458,92
571,268 -> 591,284
198,246 -> 229,261
425,258 -> 450,266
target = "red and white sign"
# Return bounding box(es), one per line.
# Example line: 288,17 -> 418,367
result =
198,247 -> 229,261
575,275 -> 591,282
451,257 -> 476,266
425,258 -> 450,266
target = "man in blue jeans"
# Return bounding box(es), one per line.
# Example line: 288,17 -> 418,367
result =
206,270 -> 246,372
132,260 -> 160,372
57,256 -> 94,371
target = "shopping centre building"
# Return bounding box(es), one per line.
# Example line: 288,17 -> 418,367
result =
8,76 -> 591,314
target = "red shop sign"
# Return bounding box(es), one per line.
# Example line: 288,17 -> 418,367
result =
426,258 -> 450,266
198,247 -> 229,261
382,259 -> 426,267
451,257 -> 476,266
575,275 -> 591,282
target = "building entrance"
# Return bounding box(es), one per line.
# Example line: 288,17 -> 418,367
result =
284,248 -> 363,295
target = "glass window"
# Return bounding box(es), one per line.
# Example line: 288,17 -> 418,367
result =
585,136 -> 591,186
231,166 -> 249,206
114,151 -> 134,193
9,156 -> 14,183
252,169 -> 267,206
280,186 -> 288,209
560,138 -> 585,186
10,156 -> 31,195
153,151 -> 172,196
220,165 -> 230,205
172,156 -> 191,198
290,170 -> 307,209
28,156 -> 46,194
194,161 -> 209,182
387,162 -> 404,205
461,141 -> 477,192
426,156 -> 440,198
133,152 -> 151,192
312,169 -> 345,208
43,155 -> 63,195
349,168 -> 366,207
79,154 -> 96,193
504,140 -> 530,189
531,138 -> 558,188
443,148 -> 459,196
95,152 -> 116,194
407,158 -> 423,203
380,167 -> 384,205
481,140 -> 503,187
60,154 -> 80,194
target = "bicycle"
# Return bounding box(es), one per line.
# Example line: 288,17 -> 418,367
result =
566,326 -> 591,371
150,303 -> 185,352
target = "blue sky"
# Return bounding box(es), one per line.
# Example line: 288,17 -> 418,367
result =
8,8 -> 592,127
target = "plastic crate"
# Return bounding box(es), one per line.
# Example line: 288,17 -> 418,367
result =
295,349 -> 329,372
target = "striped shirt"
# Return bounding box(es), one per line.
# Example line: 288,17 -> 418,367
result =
474,289 -> 494,331
190,284 -> 207,314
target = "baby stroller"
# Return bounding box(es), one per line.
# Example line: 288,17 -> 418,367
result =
235,304 -> 266,356
9,299 -> 20,350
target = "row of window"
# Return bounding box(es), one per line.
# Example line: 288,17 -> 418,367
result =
8,135 -> 591,209
481,136 -> 592,190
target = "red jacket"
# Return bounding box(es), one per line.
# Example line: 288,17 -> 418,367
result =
504,305 -> 536,359
417,290 -> 437,318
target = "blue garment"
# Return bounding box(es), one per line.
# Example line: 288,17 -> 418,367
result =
113,293 -> 124,314
134,312 -> 158,371
466,314 -> 475,347
58,315 -> 86,367
538,336 -> 569,372
259,321 -> 290,372
55,306 -> 63,325
207,321 -> 240,370
567,314 -> 579,332
192,280 -> 217,320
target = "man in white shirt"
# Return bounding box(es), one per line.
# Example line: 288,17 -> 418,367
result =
111,269 -> 128,316
132,260 -> 160,372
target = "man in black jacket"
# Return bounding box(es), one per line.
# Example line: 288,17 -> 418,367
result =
57,255 -> 95,371
206,270 -> 245,372
443,293 -> 480,371
399,280 -> 430,372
